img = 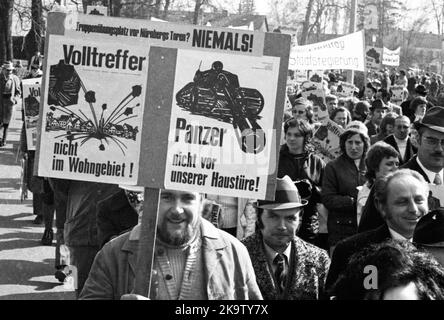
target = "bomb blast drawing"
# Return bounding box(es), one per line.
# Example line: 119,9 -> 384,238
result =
45,60 -> 141,155
175,61 -> 266,154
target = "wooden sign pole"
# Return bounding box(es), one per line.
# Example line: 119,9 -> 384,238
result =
133,188 -> 160,297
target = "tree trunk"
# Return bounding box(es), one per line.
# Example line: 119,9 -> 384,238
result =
162,0 -> 171,19
24,0 -> 43,63
0,0 -> 14,63
193,0 -> 203,25
300,0 -> 315,45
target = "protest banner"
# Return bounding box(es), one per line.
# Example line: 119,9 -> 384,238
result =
289,31 -> 365,71
22,78 -> 41,151
309,119 -> 344,163
301,81 -> 329,123
383,47 -> 400,67
336,81 -> 358,98
36,12 -> 283,195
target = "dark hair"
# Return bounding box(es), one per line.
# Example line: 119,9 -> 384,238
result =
339,129 -> 370,158
409,96 -> 427,117
364,141 -> 399,185
283,118 -> 314,151
374,169 -> 428,206
379,112 -> 397,136
331,239 -> 444,300
330,107 -> 351,126
378,88 -> 391,101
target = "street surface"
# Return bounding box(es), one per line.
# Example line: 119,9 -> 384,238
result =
0,103 -> 75,300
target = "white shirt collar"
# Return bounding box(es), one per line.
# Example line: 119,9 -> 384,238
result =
388,227 -> 412,242
263,240 -> 291,264
416,157 -> 443,184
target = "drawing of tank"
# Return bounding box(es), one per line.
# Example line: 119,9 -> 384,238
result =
176,61 -> 266,154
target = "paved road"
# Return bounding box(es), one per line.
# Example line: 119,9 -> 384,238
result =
0,104 -> 75,300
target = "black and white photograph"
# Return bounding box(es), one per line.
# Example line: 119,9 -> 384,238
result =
1,0 -> 444,311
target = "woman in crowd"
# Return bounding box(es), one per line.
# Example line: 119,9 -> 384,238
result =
277,118 -> 327,248
330,107 -> 351,129
330,240 -> 444,300
369,112 -> 397,144
407,96 -> 427,123
322,128 -> 369,252
357,141 -> 399,230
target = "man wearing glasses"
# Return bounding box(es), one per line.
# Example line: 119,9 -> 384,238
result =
402,107 -> 444,190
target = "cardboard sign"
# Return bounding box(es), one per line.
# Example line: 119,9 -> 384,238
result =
309,119 -> 344,163
390,85 -> 408,106
301,81 -> 329,123
383,47 -> 400,67
36,12 -> 291,200
336,81 -> 358,98
365,46 -> 383,72
289,31 -> 365,71
22,78 -> 42,151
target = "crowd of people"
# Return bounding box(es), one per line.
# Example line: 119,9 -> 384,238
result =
1,52 -> 444,300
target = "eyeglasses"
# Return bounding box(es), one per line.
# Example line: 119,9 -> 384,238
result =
292,110 -> 305,115
423,136 -> 444,148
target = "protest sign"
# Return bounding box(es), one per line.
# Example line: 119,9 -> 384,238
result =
294,69 -> 307,83
383,47 -> 400,67
390,85 -> 408,106
289,31 -> 365,71
37,12 -> 290,200
22,78 -> 41,151
336,81 -> 358,98
309,119 -> 344,163
86,6 -> 108,16
365,46 -> 383,73
301,81 -> 329,123
36,35 -> 148,184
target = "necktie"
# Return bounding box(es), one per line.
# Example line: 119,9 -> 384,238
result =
273,254 -> 286,293
434,173 -> 442,185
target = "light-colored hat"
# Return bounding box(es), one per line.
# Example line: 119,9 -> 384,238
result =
119,184 -> 145,192
2,61 -> 13,70
256,175 -> 308,210
346,120 -> 368,135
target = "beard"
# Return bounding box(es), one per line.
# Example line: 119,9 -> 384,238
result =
157,217 -> 200,246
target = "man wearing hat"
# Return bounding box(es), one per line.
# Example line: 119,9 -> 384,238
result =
242,176 -> 330,300
414,209 -> 444,266
402,107 -> 444,192
365,99 -> 388,137
0,61 -> 21,146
